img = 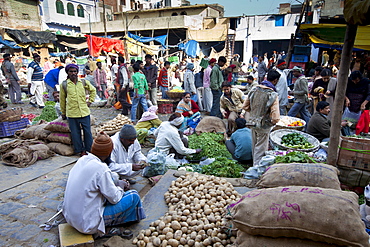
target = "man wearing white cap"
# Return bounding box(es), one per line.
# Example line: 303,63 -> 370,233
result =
154,113 -> 201,157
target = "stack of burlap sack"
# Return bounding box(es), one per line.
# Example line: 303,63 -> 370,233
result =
227,163 -> 369,247
0,139 -> 54,168
14,116 -> 97,156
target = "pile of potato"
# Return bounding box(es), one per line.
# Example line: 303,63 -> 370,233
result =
98,114 -> 132,132
133,173 -> 241,247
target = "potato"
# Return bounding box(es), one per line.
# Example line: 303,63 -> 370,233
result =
168,239 -> 179,247
171,221 -> 181,230
153,237 -> 161,246
174,230 -> 182,240
165,231 -> 174,240
137,240 -> 146,247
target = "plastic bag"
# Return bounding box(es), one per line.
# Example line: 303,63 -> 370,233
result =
342,107 -> 361,123
242,155 -> 276,179
165,154 -> 180,170
143,148 -> 167,177
199,158 -> 215,166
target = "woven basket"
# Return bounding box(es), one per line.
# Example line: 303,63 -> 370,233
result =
270,129 -> 320,152
0,107 -> 23,122
273,116 -> 306,131
166,91 -> 184,99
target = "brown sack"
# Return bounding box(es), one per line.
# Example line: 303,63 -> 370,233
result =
28,144 -> 55,160
230,186 -> 368,247
2,147 -> 34,168
338,166 -> 370,187
234,231 -> 339,247
0,139 -> 45,155
47,142 -> 74,156
44,117 -> 70,133
20,124 -> 51,140
47,132 -> 72,145
195,116 -> 226,134
256,163 -> 341,190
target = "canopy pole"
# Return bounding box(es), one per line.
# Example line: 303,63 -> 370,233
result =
327,23 -> 358,166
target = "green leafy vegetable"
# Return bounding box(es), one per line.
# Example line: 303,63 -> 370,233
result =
188,132 -> 231,160
32,105 -> 58,123
275,151 -> 316,163
201,157 -> 244,178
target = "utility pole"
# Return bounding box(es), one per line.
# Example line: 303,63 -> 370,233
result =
102,0 -> 107,37
286,0 -> 309,65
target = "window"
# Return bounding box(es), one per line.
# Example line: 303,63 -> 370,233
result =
171,12 -> 178,16
275,15 -> 284,26
77,5 -> 84,17
56,0 -> 64,14
180,11 -> 187,15
67,3 -> 74,16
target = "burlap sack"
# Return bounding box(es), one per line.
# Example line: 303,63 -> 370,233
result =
20,124 -> 51,140
229,186 -> 368,247
0,139 -> 45,155
47,142 -> 74,156
338,166 -> 370,187
44,117 -> 70,133
195,116 -> 226,134
234,231 -> 339,247
28,144 -> 55,160
47,132 -> 72,145
256,163 -> 341,190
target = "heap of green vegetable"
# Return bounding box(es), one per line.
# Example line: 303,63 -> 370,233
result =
32,105 -> 58,123
188,132 -> 231,160
275,151 -> 316,163
202,157 -> 244,178
281,133 -> 314,149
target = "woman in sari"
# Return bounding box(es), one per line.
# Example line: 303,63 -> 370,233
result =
175,92 -> 201,131
134,106 -> 162,144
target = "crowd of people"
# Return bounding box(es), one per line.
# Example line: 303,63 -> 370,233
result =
1,49 -> 370,237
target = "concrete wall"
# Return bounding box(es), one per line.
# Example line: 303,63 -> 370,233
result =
81,15 -> 188,33
0,0 -> 41,30
235,14 -> 299,63
320,0 -> 344,18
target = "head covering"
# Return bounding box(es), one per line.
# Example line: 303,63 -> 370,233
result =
3,54 -> 11,59
209,58 -> 217,64
33,53 -> 40,59
138,106 -> 159,123
170,115 -> 184,126
277,59 -> 286,67
292,66 -> 303,73
91,131 -> 113,157
235,118 -> 247,129
119,124 -> 137,139
65,63 -> 79,72
186,63 -> 194,70
229,64 -> 236,69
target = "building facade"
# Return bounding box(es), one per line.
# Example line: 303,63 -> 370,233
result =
0,0 -> 41,30
39,0 -> 112,36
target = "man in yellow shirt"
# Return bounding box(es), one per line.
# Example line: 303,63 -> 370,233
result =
60,64 -> 96,156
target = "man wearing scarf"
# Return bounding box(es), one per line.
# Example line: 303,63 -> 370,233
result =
275,59 -> 289,115
60,63 -> 96,156
154,113 -> 201,157
63,131 -> 145,236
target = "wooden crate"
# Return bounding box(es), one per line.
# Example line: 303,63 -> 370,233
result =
338,136 -> 370,171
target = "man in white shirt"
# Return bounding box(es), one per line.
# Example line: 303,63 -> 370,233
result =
202,58 -> 216,113
275,59 -> 290,115
154,113 -> 201,157
109,124 -> 147,180
63,131 -> 145,236
110,58 -> 119,83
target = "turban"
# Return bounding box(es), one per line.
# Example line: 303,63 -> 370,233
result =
209,58 -> 217,64
277,59 -> 286,67
292,66 -> 303,73
170,115 -> 184,126
91,131 -> 113,157
119,124 -> 137,139
65,63 -> 79,72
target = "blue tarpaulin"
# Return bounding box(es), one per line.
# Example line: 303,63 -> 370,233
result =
0,36 -> 20,49
128,32 -> 167,48
178,40 -> 200,58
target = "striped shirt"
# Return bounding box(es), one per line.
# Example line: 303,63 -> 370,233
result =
28,61 -> 43,81
158,67 -> 168,87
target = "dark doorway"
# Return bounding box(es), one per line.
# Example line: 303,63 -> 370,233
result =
252,39 -> 290,58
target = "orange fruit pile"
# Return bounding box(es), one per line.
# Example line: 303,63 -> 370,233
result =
288,121 -> 304,127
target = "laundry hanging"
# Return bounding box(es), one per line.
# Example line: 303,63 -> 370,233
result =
85,35 -> 125,57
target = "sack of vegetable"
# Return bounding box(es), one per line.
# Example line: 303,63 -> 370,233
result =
19,124 -> 51,140
256,163 -> 341,190
47,132 -> 72,145
229,186 -> 368,247
143,148 -> 167,177
44,117 -> 70,133
235,231 -> 337,247
47,142 -> 74,156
